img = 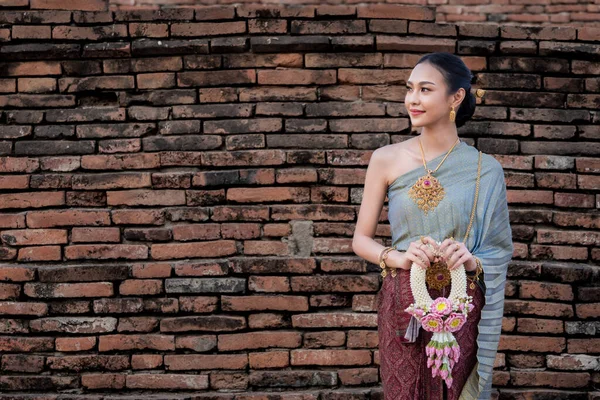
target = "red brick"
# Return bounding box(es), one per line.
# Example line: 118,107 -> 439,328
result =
510,371 -> 589,388
12,25 -> 52,40
0,61 -> 62,77
117,317 -> 159,333
568,338 -> 600,353
55,336 -> 96,352
18,77 -> 56,93
137,73 -> 175,90
126,373 -> 209,389
151,240 -> 236,260
248,276 -> 290,292
171,224 -> 221,242
290,349 -> 371,366
24,282 -> 114,298
1,354 -> 45,373
99,334 -> 175,352
1,229 -> 67,246
0,213 -> 26,229
0,192 -> 64,209
131,262 -> 172,278
26,209 -> 110,228
82,373 -> 125,390
0,283 -> 20,300
179,296 -> 218,313
0,266 -> 34,281
175,335 -> 217,352
0,319 -> 28,334
517,318 -> 564,334
47,355 -> 129,371
219,331 -> 301,351
71,227 -> 120,243
30,0 -> 107,11
17,245 -> 61,261
119,279 -> 163,296
576,303 -> 600,319
249,351 -> 289,369
164,354 -> 248,370
0,301 -> 48,316
64,244 -> 148,260
0,336 -> 54,352
0,246 -> 17,260
129,23 -> 168,38
131,354 -> 163,369
52,25 -> 127,41
171,22 -> 246,37
81,154 -> 160,170
499,335 -> 565,353
160,315 -> 246,332
222,295 -> 309,312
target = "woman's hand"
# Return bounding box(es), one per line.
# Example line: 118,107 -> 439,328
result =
438,238 -> 477,272
387,236 -> 438,271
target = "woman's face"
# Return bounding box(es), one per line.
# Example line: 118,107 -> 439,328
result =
405,62 -> 461,128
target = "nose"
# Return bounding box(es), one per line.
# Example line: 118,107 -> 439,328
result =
405,87 -> 419,104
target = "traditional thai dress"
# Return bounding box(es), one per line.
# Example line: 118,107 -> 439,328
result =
376,141 -> 514,400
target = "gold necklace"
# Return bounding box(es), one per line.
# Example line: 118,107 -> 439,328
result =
407,137 -> 460,215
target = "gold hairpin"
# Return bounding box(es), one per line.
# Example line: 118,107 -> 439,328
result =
474,88 -> 485,98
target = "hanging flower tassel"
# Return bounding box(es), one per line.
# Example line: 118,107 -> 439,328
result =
424,331 -> 461,387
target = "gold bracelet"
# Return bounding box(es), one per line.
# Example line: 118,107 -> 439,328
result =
378,246 -> 393,265
379,246 -> 395,278
468,256 -> 483,289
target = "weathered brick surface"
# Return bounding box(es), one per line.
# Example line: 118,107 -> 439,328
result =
0,3 -> 596,398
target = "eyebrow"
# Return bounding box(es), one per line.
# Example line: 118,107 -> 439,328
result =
406,81 -> 436,85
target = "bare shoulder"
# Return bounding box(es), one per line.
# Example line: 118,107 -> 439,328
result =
375,140 -> 415,186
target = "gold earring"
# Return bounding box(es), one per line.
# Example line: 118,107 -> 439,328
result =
449,105 -> 456,122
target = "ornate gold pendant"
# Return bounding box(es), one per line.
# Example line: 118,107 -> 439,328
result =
426,259 -> 451,291
407,171 -> 445,215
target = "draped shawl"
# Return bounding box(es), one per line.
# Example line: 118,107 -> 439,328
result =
386,140 -> 514,399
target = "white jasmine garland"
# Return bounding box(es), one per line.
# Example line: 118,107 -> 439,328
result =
404,240 -> 476,388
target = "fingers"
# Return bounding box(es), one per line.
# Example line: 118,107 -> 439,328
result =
405,251 -> 429,270
409,241 -> 431,269
448,253 -> 469,271
447,247 -> 472,271
418,236 -> 438,260
437,238 -> 454,253
441,239 -> 461,264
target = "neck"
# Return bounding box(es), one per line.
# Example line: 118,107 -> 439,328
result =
418,126 -> 460,155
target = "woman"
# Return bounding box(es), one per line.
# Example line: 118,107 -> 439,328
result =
352,52 -> 514,399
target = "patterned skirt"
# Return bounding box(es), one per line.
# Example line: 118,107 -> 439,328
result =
376,267 -> 485,400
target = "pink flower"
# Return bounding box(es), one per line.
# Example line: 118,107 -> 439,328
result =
431,297 -> 453,316
421,314 -> 444,333
467,303 -> 475,313
443,346 -> 451,356
446,377 -> 454,387
444,313 -> 467,332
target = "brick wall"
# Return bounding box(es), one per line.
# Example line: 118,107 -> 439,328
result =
3,0 -> 600,26
0,3 -> 599,399
107,0 -> 600,27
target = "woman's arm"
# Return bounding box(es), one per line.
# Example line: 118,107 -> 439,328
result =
352,148 -> 408,270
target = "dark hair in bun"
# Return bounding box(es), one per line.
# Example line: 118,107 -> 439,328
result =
415,52 -> 476,128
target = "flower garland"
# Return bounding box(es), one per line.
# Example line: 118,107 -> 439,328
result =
404,240 -> 475,388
